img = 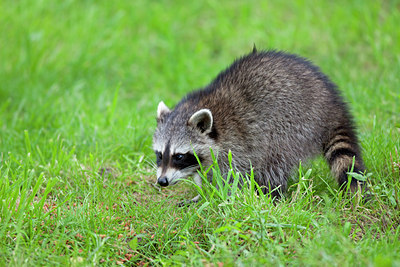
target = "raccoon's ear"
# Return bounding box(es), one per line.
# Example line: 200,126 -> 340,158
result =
188,109 -> 213,134
157,101 -> 170,123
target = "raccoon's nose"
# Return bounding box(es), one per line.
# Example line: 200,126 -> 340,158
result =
158,177 -> 169,187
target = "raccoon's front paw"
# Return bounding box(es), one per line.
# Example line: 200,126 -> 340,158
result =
177,200 -> 192,207
177,195 -> 201,207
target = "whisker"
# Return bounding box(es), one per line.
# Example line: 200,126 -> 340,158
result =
145,158 -> 157,169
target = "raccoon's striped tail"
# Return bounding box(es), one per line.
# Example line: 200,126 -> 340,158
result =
323,125 -> 366,191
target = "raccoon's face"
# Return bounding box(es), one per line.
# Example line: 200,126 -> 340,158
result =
153,101 -> 215,187
154,142 -> 202,186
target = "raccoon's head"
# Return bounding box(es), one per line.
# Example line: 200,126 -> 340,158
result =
153,101 -> 217,187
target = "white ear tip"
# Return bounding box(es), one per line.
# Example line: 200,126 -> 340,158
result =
157,101 -> 170,119
157,101 -> 167,112
197,109 -> 212,117
204,109 -> 212,117
189,108 -> 212,121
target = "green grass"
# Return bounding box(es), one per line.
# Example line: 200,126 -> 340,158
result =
1,0 -> 400,265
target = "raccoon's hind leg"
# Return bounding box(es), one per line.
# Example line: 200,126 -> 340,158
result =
323,125 -> 366,191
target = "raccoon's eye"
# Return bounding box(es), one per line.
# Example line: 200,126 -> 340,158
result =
173,154 -> 184,161
155,152 -> 162,165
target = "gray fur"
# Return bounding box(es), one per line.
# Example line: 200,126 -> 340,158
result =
153,50 -> 365,198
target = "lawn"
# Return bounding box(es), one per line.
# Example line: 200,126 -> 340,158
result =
1,0 -> 399,265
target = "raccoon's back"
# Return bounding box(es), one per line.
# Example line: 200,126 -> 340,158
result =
185,52 -> 342,135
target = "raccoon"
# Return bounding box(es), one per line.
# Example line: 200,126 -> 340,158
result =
153,49 -> 366,203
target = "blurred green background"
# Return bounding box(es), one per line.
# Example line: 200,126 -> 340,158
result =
0,0 -> 399,265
